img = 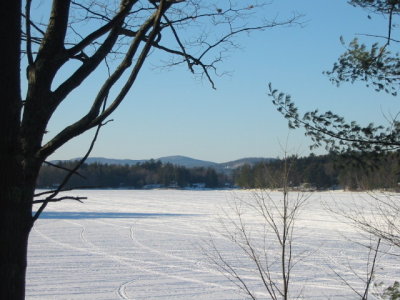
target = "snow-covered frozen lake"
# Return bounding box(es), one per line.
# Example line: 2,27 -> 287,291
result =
27,190 -> 399,299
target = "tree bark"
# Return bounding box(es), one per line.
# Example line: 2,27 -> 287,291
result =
0,184 -> 34,300
0,1 -> 36,299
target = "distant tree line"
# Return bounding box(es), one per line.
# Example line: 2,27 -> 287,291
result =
38,152 -> 399,191
37,159 -> 227,189
234,152 -> 400,191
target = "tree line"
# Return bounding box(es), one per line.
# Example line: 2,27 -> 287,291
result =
234,152 -> 400,190
38,159 -> 227,189
38,152 -> 399,191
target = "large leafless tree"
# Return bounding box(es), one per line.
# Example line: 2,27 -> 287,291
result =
0,0 -> 299,298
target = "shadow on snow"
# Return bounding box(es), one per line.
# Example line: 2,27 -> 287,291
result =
35,211 -> 198,220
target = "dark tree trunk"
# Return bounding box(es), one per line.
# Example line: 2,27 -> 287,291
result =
0,1 -> 36,299
0,183 -> 34,300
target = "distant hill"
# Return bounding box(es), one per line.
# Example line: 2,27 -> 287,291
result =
157,156 -> 218,168
60,155 -> 274,170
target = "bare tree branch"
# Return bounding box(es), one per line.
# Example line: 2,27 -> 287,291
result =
67,1 -> 136,57
33,196 -> 86,204
39,1 -> 171,159
51,1 -> 134,107
32,116 -> 110,222
207,157 -> 310,299
25,0 -> 34,65
35,0 -> 71,62
42,160 -> 86,179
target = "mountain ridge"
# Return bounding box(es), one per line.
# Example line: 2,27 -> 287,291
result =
60,155 -> 275,169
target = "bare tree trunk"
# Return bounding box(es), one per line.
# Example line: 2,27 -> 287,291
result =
0,183 -> 34,300
0,1 -> 35,299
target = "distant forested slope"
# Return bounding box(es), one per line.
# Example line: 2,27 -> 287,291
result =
39,152 -> 399,190
234,152 -> 399,190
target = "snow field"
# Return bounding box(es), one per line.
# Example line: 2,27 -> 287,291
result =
27,190 -> 399,299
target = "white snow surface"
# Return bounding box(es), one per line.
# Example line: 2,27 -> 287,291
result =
27,190 -> 399,299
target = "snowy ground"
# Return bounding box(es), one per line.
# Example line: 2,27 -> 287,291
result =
27,190 -> 399,299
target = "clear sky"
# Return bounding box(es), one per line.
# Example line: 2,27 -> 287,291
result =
44,0 -> 399,163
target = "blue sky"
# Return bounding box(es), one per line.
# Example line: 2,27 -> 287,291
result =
44,1 -> 399,163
